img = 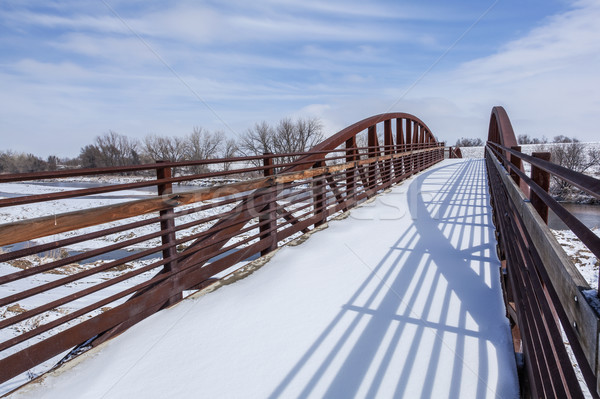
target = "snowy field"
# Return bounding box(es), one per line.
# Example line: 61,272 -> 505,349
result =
6,159 -> 519,398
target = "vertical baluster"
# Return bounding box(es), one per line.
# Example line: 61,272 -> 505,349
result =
156,160 -> 181,305
260,153 -> 277,255
530,152 -> 551,224
313,160 -> 326,227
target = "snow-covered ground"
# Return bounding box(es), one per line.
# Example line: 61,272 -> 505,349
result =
553,229 -> 600,289
6,159 -> 519,398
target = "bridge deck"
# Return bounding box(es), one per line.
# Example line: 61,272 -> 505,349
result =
13,159 -> 519,398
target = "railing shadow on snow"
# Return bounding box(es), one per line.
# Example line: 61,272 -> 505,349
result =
269,159 -> 516,398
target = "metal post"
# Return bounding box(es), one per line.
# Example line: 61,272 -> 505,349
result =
346,137 -> 356,200
510,146 -> 522,186
156,160 -> 182,304
405,120 -> 412,175
313,161 -> 326,227
530,152 -> 551,224
393,118 -> 404,178
260,153 -> 277,255
367,125 -> 378,189
383,119 -> 392,183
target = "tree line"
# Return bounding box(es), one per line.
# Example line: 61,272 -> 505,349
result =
0,117 -> 323,174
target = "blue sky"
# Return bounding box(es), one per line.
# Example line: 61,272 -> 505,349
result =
1,0 -> 599,157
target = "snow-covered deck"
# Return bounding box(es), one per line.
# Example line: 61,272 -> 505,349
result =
11,159 -> 519,398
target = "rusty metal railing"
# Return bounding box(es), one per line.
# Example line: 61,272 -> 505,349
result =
0,114 -> 444,387
449,146 -> 463,159
485,106 -> 600,398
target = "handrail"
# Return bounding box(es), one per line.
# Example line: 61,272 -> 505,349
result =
0,113 -> 444,387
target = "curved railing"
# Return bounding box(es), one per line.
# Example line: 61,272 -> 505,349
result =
485,106 -> 600,397
0,113 -> 444,388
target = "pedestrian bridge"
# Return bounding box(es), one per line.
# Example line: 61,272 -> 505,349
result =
1,108 -> 599,397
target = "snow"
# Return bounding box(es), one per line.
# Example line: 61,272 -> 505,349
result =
4,159 -> 519,398
553,228 -> 600,289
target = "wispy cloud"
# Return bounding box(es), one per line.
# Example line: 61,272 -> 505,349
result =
0,0 -> 597,157
455,0 -> 600,85
423,0 -> 600,141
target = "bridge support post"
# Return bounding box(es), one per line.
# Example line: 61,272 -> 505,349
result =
156,161 -> 182,305
530,152 -> 551,224
394,118 -> 405,178
260,153 -> 277,256
404,121 -> 412,175
384,119 -> 393,184
345,137 -> 356,200
509,146 -> 522,186
367,126 -> 379,190
313,161 -> 326,228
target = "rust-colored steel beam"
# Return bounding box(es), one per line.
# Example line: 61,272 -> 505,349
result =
509,146 -> 522,186
260,153 -> 278,256
156,161 -> 181,306
313,161 -> 326,228
367,126 -> 379,189
345,136 -> 357,200
530,152 -> 551,224
384,119 -> 394,183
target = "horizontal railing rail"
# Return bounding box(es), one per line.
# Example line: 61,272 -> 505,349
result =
0,114 -> 445,387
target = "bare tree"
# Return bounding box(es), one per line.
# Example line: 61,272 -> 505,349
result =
455,137 -> 483,147
79,145 -> 103,168
0,151 -> 14,173
94,131 -> 139,167
47,155 -> 59,171
238,121 -> 275,164
550,141 -> 600,199
143,134 -> 187,176
186,127 -> 224,174
294,117 -> 324,154
518,134 -> 533,144
273,118 -> 297,156
553,135 -> 579,144
0,151 -> 47,173
518,134 -> 548,145
238,117 -> 324,166
143,135 -> 187,163
221,138 -> 238,171
78,131 -> 140,170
